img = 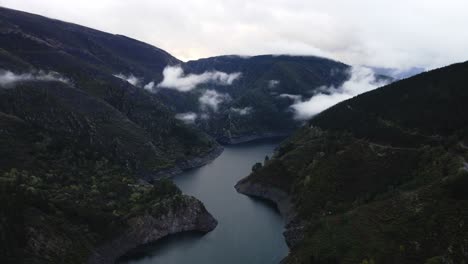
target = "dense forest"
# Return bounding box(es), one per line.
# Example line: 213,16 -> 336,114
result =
240,61 -> 468,264
0,7 -> 219,263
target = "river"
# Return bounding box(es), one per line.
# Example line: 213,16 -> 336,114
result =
120,140 -> 288,264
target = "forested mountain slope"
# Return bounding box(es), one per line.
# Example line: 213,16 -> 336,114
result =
0,7 -> 219,264
158,55 -> 352,143
237,61 -> 468,264
0,6 -> 218,167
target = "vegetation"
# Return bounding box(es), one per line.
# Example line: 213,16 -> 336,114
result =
0,7 -> 218,263
242,61 -> 468,263
0,6 -> 219,168
158,55 -> 353,142
0,113 -> 189,263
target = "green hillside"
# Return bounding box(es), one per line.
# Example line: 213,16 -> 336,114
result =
239,61 -> 468,264
0,7 -> 219,263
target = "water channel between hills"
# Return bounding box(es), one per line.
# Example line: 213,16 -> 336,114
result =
121,139 -> 288,264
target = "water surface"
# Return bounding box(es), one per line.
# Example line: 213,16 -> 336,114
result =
121,140 -> 288,264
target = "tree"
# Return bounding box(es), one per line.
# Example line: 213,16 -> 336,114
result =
252,162 -> 263,172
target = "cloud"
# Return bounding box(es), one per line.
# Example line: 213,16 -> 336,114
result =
4,1 -> 468,70
200,113 -> 210,120
113,73 -> 141,87
143,81 -> 155,91
157,66 -> 241,92
0,70 -> 69,88
268,80 -> 280,89
199,89 -> 230,111
230,106 -> 252,115
369,67 -> 425,80
278,93 -> 302,103
291,66 -> 389,120
175,112 -> 197,124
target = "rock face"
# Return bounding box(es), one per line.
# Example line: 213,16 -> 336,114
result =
235,178 -> 304,249
88,196 -> 217,264
235,179 -> 292,222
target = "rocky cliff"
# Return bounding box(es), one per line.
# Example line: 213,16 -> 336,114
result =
235,178 -> 304,250
88,196 -> 217,264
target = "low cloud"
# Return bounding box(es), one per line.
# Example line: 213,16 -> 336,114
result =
230,106 -> 252,115
199,89 -> 231,112
200,113 -> 210,120
291,66 -> 389,120
278,93 -> 302,103
268,80 -> 280,89
143,81 -> 155,91
370,66 -> 425,80
113,73 -> 141,87
0,70 -> 69,88
157,66 -> 241,92
175,112 -> 197,124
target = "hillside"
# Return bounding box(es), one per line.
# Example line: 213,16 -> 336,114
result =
0,6 -> 375,146
236,61 -> 468,263
157,55 -> 352,143
0,7 -> 220,264
0,6 -> 219,167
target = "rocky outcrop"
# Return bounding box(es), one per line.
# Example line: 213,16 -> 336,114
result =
235,179 -> 292,222
150,145 -> 224,180
235,178 -> 304,249
88,196 -> 217,264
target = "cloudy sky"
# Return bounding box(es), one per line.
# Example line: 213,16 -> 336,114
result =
2,0 -> 468,70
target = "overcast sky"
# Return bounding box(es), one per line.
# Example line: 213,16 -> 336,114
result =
2,0 -> 468,70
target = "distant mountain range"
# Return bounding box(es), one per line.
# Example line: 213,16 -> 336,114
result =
159,54 -> 352,143
0,7 -> 397,146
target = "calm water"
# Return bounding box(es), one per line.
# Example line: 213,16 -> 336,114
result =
121,140 -> 288,264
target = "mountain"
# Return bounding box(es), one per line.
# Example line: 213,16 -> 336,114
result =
0,7 -> 220,264
236,61 -> 468,263
156,55 -> 352,143
0,4 -> 383,146
0,6 -> 399,264
0,6 -> 221,174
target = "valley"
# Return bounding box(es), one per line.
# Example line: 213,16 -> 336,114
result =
1,5 -> 467,264
120,140 -> 288,264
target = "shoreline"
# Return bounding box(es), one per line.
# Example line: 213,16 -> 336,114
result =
150,144 -> 225,180
90,145 -> 225,264
217,132 -> 291,145
88,196 -> 217,264
234,178 -> 305,252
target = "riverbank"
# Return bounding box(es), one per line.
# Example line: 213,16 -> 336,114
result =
88,196 -> 217,264
150,144 -> 224,180
121,140 -> 288,264
234,179 -> 305,250
217,131 -> 291,145
89,145 -> 224,264
150,133 -> 291,181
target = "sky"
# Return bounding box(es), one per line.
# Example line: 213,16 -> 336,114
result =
1,0 -> 468,70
